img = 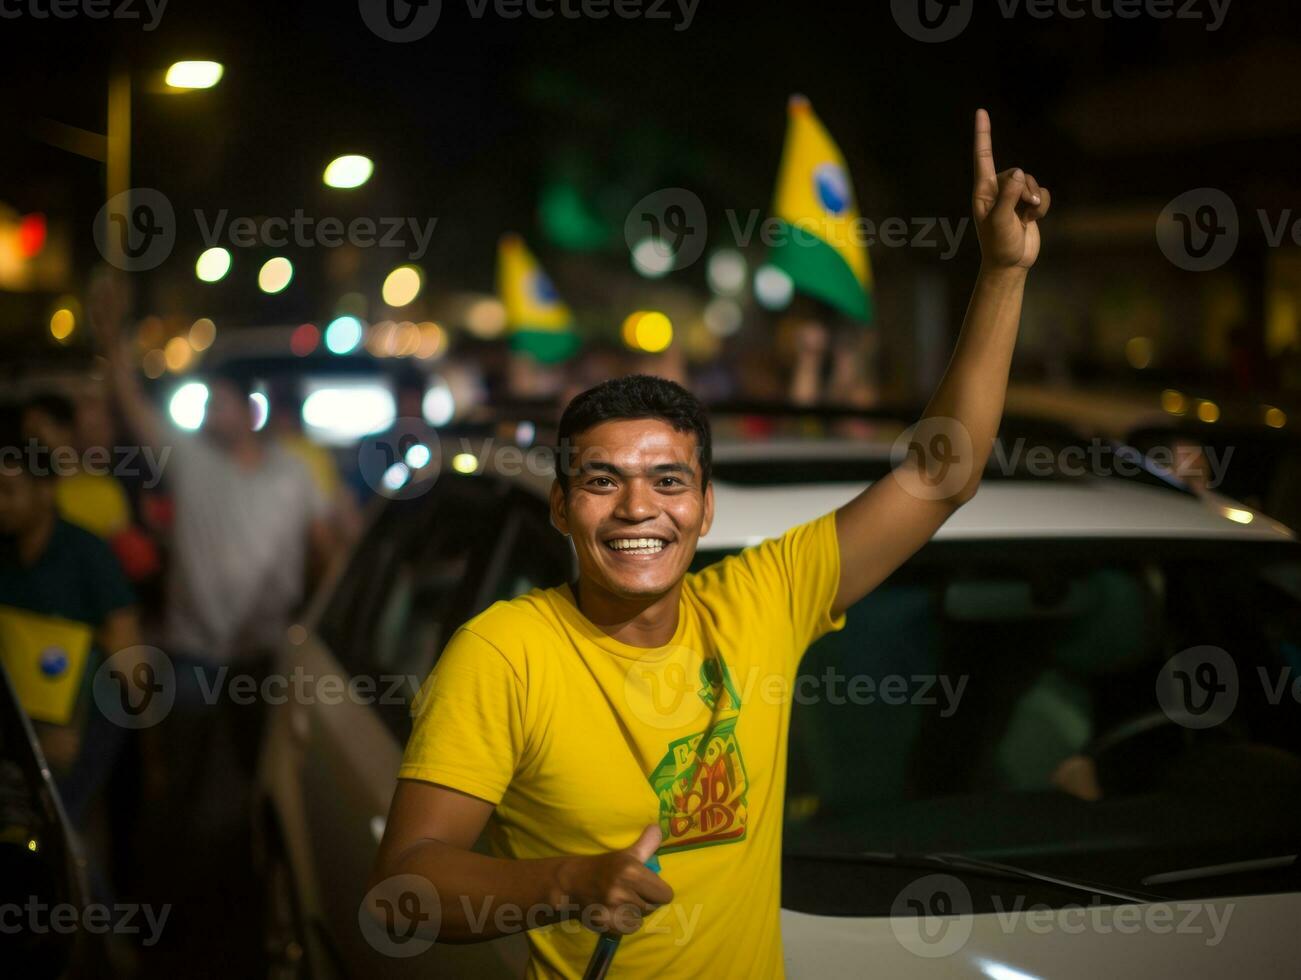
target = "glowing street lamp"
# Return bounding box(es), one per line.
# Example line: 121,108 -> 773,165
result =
164,61 -> 225,91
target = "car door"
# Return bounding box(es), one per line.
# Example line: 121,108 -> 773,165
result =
294,474 -> 522,977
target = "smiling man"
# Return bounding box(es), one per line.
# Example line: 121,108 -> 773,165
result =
372,110 -> 1050,977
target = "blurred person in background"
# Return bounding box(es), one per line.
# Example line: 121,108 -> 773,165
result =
22,390 -> 131,541
265,376 -> 362,547
22,389 -> 160,585
89,272 -> 335,837
0,426 -> 139,830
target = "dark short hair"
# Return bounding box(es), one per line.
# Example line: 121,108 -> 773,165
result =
555,375 -> 711,489
23,391 -> 76,430
207,364 -> 252,400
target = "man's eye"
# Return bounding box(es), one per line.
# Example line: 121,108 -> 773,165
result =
588,476 -> 615,488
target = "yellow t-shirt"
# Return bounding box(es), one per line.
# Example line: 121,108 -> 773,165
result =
56,472 -> 131,539
399,512 -> 846,979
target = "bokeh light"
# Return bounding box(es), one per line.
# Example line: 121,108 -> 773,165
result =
169,382 -> 209,430
189,317 -> 217,351
707,249 -> 747,295
323,154 -> 374,189
290,323 -> 320,357
164,336 -> 194,373
754,264 -> 794,310
631,236 -> 674,278
258,257 -> 294,294
422,380 -> 455,426
1161,389 -> 1186,416
49,307 -> 75,342
382,265 -> 423,307
325,315 -> 364,355
195,247 -> 232,283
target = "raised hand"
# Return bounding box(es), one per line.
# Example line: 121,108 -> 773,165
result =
971,109 -> 1050,270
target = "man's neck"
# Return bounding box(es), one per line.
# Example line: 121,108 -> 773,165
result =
220,433 -> 266,470
17,509 -> 56,566
572,577 -> 683,648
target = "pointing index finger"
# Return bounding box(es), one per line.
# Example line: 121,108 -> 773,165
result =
973,108 -> 997,193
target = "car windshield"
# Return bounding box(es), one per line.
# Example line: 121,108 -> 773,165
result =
692,537 -> 1301,914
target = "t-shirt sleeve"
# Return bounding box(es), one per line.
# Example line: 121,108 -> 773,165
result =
728,510 -> 847,663
397,627 -> 527,806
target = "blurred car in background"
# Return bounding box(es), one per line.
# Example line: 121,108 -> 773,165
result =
255,417 -> 1301,979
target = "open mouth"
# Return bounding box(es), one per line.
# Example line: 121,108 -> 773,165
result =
604,536 -> 670,557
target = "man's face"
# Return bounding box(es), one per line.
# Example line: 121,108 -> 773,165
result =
550,418 -> 714,601
0,469 -> 47,536
203,380 -> 253,446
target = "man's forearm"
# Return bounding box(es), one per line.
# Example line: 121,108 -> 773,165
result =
374,839 -> 574,943
919,266 -> 1027,503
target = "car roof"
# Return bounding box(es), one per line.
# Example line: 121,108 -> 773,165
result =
436,435 -> 1296,550
700,480 -> 1295,550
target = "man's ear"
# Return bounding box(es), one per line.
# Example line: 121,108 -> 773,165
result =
549,479 -> 570,535
699,481 -> 715,538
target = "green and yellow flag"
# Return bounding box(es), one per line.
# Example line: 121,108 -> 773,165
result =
497,233 -> 580,363
768,95 -> 873,323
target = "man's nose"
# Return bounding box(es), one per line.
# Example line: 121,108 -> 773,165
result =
613,479 -> 657,522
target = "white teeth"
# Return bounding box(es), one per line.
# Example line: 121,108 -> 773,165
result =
606,537 -> 666,553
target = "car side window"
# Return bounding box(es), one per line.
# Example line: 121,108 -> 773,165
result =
316,476 -> 509,679
385,481 -> 524,739
480,494 -> 574,605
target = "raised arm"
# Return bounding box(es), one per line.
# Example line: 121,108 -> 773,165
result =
832,109 -> 1051,616
88,270 -> 168,452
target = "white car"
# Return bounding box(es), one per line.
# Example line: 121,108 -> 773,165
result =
255,432 -> 1301,979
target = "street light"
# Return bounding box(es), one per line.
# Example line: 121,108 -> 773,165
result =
164,61 -> 225,90
38,60 -> 226,269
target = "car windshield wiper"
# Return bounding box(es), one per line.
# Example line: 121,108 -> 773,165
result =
785,850 -> 1163,905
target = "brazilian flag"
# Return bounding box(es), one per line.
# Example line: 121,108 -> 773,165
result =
768,95 -> 874,323
497,233 -> 580,363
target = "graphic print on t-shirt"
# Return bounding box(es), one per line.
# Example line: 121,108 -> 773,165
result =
649,651 -> 750,854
